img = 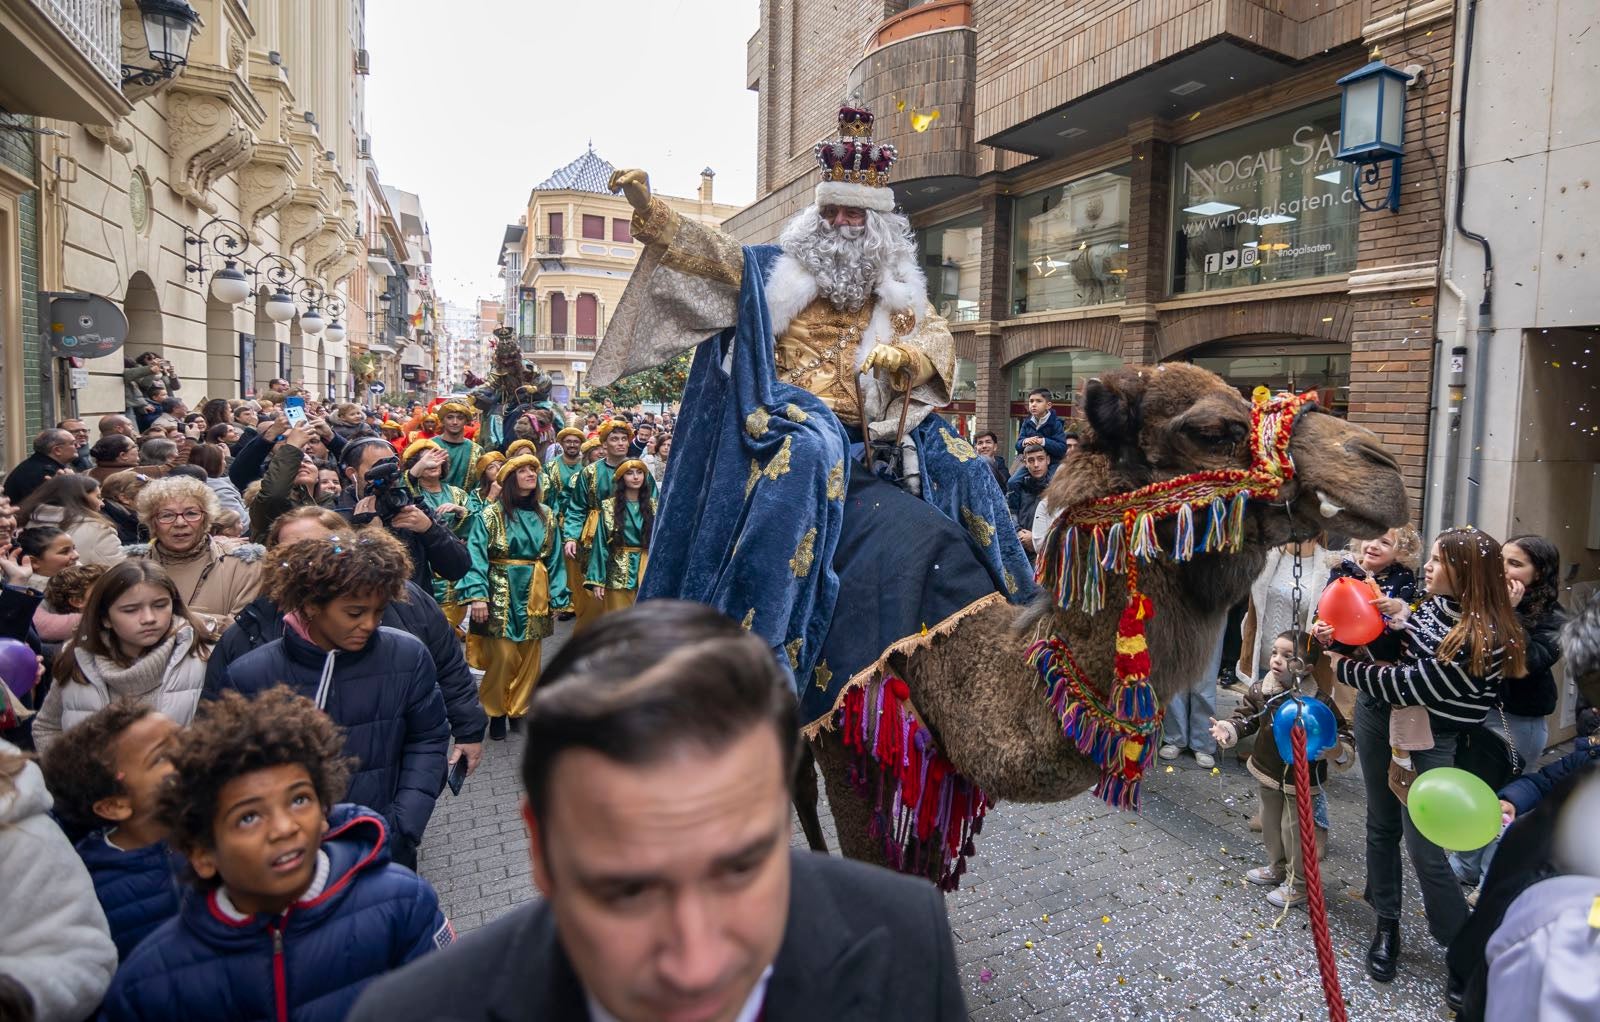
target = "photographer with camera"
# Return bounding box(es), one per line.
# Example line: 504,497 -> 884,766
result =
338,437 -> 470,595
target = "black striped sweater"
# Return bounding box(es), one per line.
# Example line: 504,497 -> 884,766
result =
1336,596 -> 1506,726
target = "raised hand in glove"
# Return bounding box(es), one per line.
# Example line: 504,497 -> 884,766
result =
608,169 -> 652,213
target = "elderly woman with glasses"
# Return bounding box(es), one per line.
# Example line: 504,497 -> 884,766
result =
130,475 -> 264,636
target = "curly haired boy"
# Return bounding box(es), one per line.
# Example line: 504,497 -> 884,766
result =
100,687 -> 451,1022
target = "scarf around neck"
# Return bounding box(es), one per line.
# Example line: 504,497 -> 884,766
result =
76,625 -> 191,697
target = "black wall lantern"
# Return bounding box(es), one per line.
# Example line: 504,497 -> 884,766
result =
1335,60 -> 1412,213
122,0 -> 202,88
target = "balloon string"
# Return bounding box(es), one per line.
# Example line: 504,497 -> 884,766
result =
1293,723 -> 1347,1022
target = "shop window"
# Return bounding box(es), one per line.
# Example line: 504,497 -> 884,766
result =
582,214 -> 605,240
917,213 -> 982,323
612,218 -> 632,243
1170,99 -> 1358,294
1187,345 -> 1350,417
1010,167 -> 1130,316
1005,349 -> 1123,450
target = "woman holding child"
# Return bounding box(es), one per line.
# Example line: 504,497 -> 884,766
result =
1323,527 -> 1525,997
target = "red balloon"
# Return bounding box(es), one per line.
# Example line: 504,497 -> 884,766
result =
1317,577 -> 1386,645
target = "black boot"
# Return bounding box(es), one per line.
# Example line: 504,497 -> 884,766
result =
489,716 -> 507,741
508,715 -> 523,734
1366,917 -> 1400,983
1446,971 -> 1465,1014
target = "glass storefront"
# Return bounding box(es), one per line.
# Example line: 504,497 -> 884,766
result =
1187,343 -> 1350,416
1005,349 -> 1124,450
1010,167 -> 1131,316
946,355 -> 977,437
918,213 -> 983,324
1171,99 -> 1359,294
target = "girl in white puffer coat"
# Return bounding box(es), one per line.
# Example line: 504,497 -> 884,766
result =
31,560 -> 211,756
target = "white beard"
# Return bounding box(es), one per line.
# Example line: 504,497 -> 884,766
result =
778,206 -> 919,313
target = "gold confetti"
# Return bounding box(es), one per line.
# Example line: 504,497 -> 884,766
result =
1095,941 -> 1104,958
1221,846 -> 1228,854
1041,913 -> 1050,923
1243,931 -> 1254,939
910,109 -> 941,132
1211,767 -> 1221,776
895,98 -> 906,112
1101,915 -> 1111,924
1165,766 -> 1175,774
1023,940 -> 1034,949
1117,975 -> 1127,985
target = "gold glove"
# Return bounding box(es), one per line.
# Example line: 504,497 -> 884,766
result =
608,169 -> 653,214
862,343 -> 907,376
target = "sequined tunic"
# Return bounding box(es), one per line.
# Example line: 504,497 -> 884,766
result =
587,495 -> 656,590
774,298 -> 876,427
457,503 -> 569,643
413,481 -> 469,608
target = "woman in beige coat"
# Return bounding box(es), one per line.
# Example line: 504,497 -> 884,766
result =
130,475 -> 263,637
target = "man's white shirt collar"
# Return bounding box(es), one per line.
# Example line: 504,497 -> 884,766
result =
586,966 -> 773,1022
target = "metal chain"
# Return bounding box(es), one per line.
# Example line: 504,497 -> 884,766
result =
1289,532 -> 1306,689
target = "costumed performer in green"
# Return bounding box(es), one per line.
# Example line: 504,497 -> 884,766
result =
457,452 -> 568,740
585,458 -> 656,615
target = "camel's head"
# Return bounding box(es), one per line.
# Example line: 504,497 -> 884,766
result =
1049,363 -> 1408,543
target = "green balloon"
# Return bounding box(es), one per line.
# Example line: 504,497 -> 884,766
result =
1407,766 -> 1502,851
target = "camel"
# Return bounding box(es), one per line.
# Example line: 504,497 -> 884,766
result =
806,363 -> 1412,878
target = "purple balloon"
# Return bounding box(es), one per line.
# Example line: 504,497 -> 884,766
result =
0,638 -> 39,699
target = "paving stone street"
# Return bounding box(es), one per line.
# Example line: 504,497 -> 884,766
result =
419,621 -> 1460,1020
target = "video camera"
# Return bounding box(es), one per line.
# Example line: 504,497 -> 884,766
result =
363,456 -> 417,523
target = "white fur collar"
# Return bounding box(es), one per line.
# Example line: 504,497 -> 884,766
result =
763,253 -> 928,341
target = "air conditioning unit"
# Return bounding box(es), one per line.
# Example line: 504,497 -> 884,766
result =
355,49 -> 371,75
357,135 -> 372,158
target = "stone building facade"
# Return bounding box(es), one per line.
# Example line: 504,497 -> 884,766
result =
0,0 -> 411,469
502,149 -> 741,402
727,0 -> 1455,513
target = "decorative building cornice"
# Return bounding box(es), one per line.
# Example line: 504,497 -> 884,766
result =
1346,261 -> 1439,295
86,123 -> 134,153
164,63 -> 265,213
1363,0 -> 1453,44
279,185 -> 328,254
239,140 -> 301,243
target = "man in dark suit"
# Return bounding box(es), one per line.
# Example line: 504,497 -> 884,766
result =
349,600 -> 966,1022
2,429 -> 77,503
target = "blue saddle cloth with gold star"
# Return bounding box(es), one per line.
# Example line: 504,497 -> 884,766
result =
642,245 -> 1036,731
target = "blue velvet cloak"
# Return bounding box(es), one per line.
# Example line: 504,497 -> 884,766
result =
642,246 -> 1038,729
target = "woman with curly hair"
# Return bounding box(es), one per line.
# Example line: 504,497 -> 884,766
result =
133,474 -> 263,635
31,559 -> 213,754
458,454 -> 568,740
208,525 -> 449,868
100,687 -> 448,1022
585,459 -> 654,614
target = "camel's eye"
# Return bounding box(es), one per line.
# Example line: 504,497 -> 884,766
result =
1187,421 -> 1247,449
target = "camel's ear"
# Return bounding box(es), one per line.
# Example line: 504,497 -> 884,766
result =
1083,376 -> 1142,450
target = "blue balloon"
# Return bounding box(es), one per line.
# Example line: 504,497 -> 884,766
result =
1271,696 -> 1337,764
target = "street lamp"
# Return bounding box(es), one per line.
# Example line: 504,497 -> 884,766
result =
182,216 -> 254,303
1335,60 -> 1411,213
264,288 -> 298,324
299,306 -> 326,336
121,0 -> 202,88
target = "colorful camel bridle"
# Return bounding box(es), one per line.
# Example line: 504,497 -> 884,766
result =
1028,390 -> 1319,809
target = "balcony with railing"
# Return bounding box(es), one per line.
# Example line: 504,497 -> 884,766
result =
3,0 -> 130,123
534,236 -> 566,257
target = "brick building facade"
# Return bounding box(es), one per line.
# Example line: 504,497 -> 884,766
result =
727,0 -> 1454,513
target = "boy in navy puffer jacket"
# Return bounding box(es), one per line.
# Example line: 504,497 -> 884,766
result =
40,699 -> 186,960
101,687 -> 450,1022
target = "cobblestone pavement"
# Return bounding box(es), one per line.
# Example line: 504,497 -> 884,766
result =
420,623 -> 1458,1020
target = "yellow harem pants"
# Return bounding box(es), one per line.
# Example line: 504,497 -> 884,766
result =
568,550 -> 600,634
477,636 -> 543,719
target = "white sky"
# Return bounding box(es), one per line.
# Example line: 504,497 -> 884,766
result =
364,0 -> 760,306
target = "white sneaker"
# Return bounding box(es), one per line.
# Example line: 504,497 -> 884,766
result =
1266,883 -> 1307,909
1159,743 -> 1181,761
1194,752 -> 1216,769
1245,865 -> 1285,886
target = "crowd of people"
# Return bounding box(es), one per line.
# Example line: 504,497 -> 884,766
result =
0,368 -> 1595,1020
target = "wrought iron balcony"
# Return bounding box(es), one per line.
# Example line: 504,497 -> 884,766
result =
534,236 -> 566,257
